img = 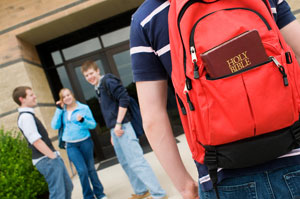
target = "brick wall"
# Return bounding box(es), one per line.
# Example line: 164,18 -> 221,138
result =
0,0 -> 142,176
0,0 -> 77,31
0,0 -> 101,176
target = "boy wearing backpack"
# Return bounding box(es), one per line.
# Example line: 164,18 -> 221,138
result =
12,86 -> 73,199
80,61 -> 167,199
130,0 -> 300,198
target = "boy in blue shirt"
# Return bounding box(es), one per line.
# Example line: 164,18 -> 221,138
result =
81,61 -> 167,199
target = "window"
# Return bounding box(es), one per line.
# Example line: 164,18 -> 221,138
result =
62,38 -> 102,60
101,26 -> 130,47
51,51 -> 63,65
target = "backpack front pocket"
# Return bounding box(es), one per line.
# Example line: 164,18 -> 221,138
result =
199,73 -> 255,145
242,55 -> 296,135
198,54 -> 296,145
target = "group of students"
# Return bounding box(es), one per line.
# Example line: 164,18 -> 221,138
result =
13,61 -> 168,199
12,0 -> 300,199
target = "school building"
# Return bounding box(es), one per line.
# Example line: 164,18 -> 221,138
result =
0,0 -> 182,173
0,0 -> 300,174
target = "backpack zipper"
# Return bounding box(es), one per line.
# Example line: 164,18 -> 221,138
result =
178,0 -> 201,91
177,0 -> 209,111
206,59 -> 272,80
184,84 -> 195,111
270,56 -> 289,86
205,56 -> 288,87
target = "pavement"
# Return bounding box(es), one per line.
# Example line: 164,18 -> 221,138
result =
71,134 -> 198,199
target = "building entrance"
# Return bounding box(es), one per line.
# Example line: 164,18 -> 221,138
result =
64,43 -> 133,162
37,10 -> 182,164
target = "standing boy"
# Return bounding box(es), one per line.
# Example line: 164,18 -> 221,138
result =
81,60 -> 167,199
130,0 -> 300,198
12,86 -> 73,199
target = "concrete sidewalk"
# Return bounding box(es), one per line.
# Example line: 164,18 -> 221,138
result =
71,134 -> 198,199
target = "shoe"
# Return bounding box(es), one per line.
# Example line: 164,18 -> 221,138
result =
128,191 -> 150,199
99,196 -> 108,199
147,196 -> 168,199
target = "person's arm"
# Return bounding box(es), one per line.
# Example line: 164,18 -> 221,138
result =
113,107 -> 127,137
51,107 -> 63,130
280,20 -> 300,62
136,80 -> 198,199
76,106 -> 97,129
108,77 -> 130,137
116,106 -> 128,123
20,113 -> 56,159
33,139 -> 56,159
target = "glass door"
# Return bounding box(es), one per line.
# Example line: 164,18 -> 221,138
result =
105,42 -> 138,99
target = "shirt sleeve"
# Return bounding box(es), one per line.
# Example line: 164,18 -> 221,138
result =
18,113 -> 41,144
108,77 -> 130,108
51,108 -> 63,130
81,106 -> 97,129
130,18 -> 168,82
275,0 -> 296,29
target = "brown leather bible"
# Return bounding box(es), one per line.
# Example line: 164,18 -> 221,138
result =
200,30 -> 269,78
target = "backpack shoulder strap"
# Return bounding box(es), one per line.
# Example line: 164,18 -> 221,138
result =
18,111 -> 34,121
17,111 -> 35,143
261,0 -> 273,16
19,111 -> 34,116
60,109 -> 64,128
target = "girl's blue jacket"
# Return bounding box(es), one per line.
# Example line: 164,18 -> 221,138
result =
51,101 -> 96,142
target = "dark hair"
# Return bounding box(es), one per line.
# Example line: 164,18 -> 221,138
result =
81,60 -> 99,73
12,86 -> 32,106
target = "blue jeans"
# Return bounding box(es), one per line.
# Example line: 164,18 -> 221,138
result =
35,156 -> 73,199
111,122 -> 166,198
67,137 -> 105,199
199,164 -> 300,199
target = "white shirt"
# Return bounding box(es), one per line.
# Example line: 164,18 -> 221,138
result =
18,107 -> 59,165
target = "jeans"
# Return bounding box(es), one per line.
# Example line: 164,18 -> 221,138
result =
35,156 -> 73,199
67,137 -> 105,199
199,164 -> 300,199
111,122 -> 166,198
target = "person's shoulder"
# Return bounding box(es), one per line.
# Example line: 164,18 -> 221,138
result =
266,0 -> 276,8
19,113 -> 32,121
77,101 -> 89,109
104,73 -> 118,79
268,0 -> 287,6
104,73 -> 120,84
18,109 -> 34,119
18,111 -> 35,126
132,0 -> 169,23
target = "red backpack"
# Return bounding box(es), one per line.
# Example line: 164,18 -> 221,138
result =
168,0 -> 300,195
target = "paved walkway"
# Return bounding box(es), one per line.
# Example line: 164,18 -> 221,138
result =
71,134 -> 198,199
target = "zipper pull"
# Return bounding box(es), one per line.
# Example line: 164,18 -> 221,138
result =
191,46 -> 199,79
186,77 -> 192,90
176,94 -> 187,115
184,84 -> 195,111
285,52 -> 293,64
271,56 -> 288,86
193,62 -> 200,79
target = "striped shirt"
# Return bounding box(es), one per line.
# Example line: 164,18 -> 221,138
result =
130,0 -> 298,191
